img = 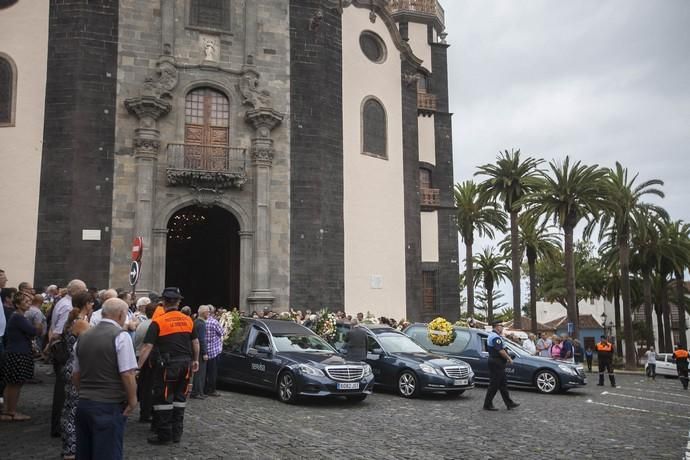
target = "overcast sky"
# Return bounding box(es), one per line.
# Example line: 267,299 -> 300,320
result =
442,0 -> 690,301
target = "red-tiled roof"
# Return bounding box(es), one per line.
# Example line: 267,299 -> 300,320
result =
544,314 -> 602,330
504,317 -> 551,332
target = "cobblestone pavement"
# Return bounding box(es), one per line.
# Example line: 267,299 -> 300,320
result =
2,363 -> 688,459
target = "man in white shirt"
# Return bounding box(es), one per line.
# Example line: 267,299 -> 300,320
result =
89,289 -> 118,326
645,346 -> 657,380
536,332 -> 552,358
49,279 -> 87,437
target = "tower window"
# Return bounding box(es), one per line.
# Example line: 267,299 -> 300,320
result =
0,55 -> 16,126
361,97 -> 387,159
359,31 -> 386,64
189,0 -> 231,32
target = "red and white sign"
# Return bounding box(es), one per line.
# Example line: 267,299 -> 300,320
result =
131,236 -> 144,262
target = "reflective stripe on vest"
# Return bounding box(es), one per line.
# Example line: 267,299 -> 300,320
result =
153,311 -> 193,337
596,342 -> 612,352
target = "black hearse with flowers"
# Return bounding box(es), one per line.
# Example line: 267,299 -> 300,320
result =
217,318 -> 375,403
333,323 -> 475,398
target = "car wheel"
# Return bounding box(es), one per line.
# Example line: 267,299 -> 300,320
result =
445,390 -> 465,397
535,370 -> 559,394
397,370 -> 420,398
277,371 -> 299,404
345,394 -> 367,403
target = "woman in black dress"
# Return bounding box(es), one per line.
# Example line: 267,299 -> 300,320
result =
1,291 -> 43,421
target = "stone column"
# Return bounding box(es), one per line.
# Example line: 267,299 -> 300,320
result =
152,227 -> 169,291
245,108 -> 284,311
239,230 -> 253,309
124,95 -> 171,294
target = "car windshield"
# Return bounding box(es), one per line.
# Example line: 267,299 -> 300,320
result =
378,333 -> 428,354
406,326 -> 471,354
273,334 -> 336,353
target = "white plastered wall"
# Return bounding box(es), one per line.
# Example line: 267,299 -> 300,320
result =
0,1 -> 49,286
420,211 -> 439,262
343,7 -> 406,320
418,115 -> 436,165
407,22 -> 431,69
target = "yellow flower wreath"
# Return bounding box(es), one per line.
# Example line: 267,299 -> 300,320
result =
427,317 -> 456,346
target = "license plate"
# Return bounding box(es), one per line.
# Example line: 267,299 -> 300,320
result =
337,382 -> 360,390
454,379 -> 468,386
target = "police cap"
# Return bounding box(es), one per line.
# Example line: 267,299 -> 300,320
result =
161,287 -> 183,300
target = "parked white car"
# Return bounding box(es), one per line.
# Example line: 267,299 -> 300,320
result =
645,353 -> 677,378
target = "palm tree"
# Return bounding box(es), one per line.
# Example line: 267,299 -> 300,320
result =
520,156 -> 609,337
592,162 -> 665,369
660,220 -> 690,348
476,149 -> 543,326
629,210 -> 667,350
499,214 -> 560,333
454,181 -> 507,317
473,247 -> 511,324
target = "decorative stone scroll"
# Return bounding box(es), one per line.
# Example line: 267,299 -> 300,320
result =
237,70 -> 273,109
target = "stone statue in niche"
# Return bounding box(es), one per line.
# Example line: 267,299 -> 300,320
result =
141,56 -> 178,99
238,71 -> 272,109
200,34 -> 220,62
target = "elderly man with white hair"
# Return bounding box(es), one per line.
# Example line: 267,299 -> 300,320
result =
49,279 -> 87,438
73,298 -> 138,460
89,289 -> 118,327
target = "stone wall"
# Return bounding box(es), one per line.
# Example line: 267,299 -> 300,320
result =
111,0 -> 291,308
35,0 -> 118,289
289,0 -> 345,311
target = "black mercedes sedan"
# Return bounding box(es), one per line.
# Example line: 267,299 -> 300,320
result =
403,324 -> 587,394
218,319 -> 375,403
334,324 -> 475,398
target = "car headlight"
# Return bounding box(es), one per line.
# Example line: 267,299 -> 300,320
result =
558,364 -> 576,375
419,363 -> 439,375
298,364 -> 325,377
362,364 -> 372,377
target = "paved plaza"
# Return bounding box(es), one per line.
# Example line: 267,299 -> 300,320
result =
2,363 -> 688,459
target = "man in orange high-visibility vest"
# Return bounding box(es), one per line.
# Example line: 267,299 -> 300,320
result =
673,345 -> 689,390
595,335 -> 616,387
137,287 -> 199,445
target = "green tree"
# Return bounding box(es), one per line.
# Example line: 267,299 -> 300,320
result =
659,220 -> 690,349
473,247 -> 511,324
590,162 -> 665,369
454,180 -> 507,316
501,214 -> 560,334
520,156 -> 609,337
476,149 -> 543,326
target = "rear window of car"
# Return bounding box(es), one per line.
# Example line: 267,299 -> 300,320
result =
406,326 -> 471,354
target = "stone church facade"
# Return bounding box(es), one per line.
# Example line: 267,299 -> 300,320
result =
2,0 -> 459,321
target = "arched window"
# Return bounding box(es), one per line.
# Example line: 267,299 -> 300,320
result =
183,87 -> 230,170
0,55 -> 16,126
361,97 -> 387,159
419,168 -> 432,189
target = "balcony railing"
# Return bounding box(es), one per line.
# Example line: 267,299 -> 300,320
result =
420,187 -> 440,208
389,0 -> 445,27
166,143 -> 247,189
418,92 -> 437,113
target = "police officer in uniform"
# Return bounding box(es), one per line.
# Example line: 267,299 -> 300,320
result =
595,335 -> 616,387
673,345 -> 689,390
137,287 -> 200,445
483,321 -> 519,411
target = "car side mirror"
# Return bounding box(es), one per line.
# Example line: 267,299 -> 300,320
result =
372,348 -> 384,355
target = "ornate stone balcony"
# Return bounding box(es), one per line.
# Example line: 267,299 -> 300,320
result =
418,92 -> 437,114
420,187 -> 440,209
389,0 -> 445,29
166,143 -> 247,189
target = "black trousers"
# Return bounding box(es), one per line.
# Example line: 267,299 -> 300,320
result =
678,364 -> 689,389
205,356 -> 218,394
137,358 -> 154,421
586,357 -> 593,372
484,357 -> 512,408
51,362 -> 66,436
152,361 -> 191,442
598,360 -> 616,386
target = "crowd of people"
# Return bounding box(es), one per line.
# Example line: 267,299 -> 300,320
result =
0,270 -> 222,459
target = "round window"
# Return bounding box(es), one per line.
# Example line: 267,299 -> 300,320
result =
359,31 -> 386,64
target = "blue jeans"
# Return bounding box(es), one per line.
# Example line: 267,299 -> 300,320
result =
75,399 -> 127,460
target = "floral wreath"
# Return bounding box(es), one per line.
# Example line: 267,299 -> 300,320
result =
428,317 -> 456,346
218,309 -> 242,346
315,309 -> 337,342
